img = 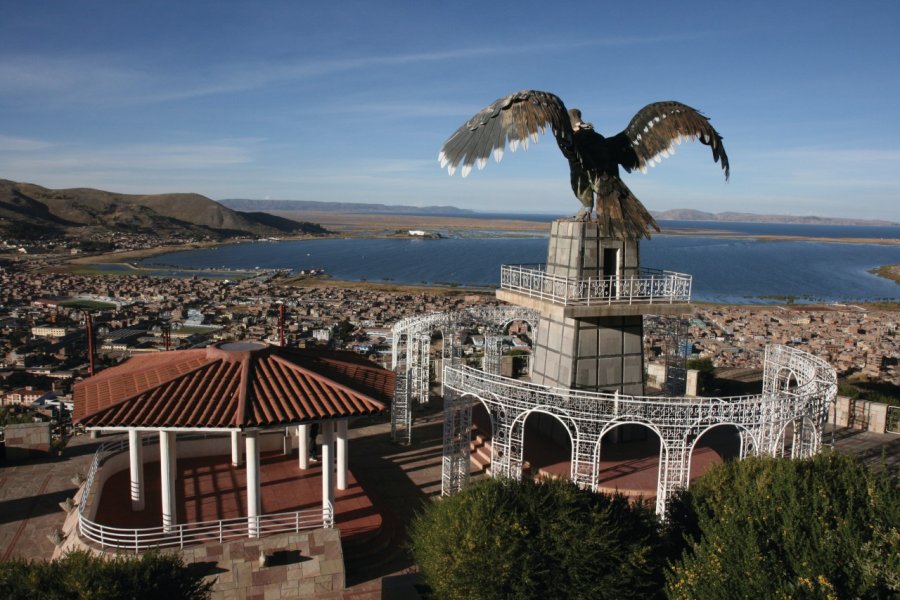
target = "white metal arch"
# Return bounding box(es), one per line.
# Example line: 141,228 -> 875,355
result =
773,414 -> 820,459
510,406 -> 578,480
773,366 -> 801,391
592,419 -> 668,512
512,406 -> 580,442
391,306 -> 541,444
597,416 -> 666,442
686,422 -> 756,479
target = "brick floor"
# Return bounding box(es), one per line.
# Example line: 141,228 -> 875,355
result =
95,450 -> 381,542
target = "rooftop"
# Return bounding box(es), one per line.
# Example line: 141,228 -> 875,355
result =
74,343 -> 394,429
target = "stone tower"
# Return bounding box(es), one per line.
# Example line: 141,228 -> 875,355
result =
497,219 -> 689,395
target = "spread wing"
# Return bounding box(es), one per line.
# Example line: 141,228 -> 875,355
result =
610,101 -> 730,180
439,90 -> 575,177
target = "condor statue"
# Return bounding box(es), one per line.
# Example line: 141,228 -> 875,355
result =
439,90 -> 729,239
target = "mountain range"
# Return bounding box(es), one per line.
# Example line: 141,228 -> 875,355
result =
651,209 -> 898,227
2,181 -> 894,241
0,180 -> 327,241
223,199 -> 897,226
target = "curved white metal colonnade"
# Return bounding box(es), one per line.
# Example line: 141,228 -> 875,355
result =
390,306 -> 540,444
442,344 -> 836,514
390,308 -> 836,515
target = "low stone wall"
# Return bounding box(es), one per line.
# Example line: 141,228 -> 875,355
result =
54,517 -> 345,598
2,422 -> 51,460
174,528 -> 344,598
829,395 -> 890,433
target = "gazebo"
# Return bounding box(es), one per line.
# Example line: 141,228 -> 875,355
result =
73,341 -> 394,540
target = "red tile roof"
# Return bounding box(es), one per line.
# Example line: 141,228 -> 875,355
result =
74,343 -> 393,429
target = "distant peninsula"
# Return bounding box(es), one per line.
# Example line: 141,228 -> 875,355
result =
220,199 -> 475,216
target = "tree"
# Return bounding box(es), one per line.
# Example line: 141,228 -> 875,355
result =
0,550 -> 213,599
410,477 -> 665,600
665,452 -> 899,599
331,319 -> 355,347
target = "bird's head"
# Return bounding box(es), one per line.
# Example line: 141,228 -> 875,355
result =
568,108 -> 593,131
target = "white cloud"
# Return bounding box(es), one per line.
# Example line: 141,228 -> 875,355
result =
765,147 -> 900,163
5,141 -> 255,175
0,32 -> 712,107
0,134 -> 53,152
0,56 -> 141,100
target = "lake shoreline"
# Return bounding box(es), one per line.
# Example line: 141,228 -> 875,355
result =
54,214 -> 900,305
65,213 -> 900,269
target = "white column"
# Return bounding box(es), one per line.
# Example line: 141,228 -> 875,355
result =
159,430 -> 177,532
231,430 -> 243,466
128,429 -> 144,511
245,429 -> 261,538
297,424 -> 309,469
283,428 -> 292,455
336,420 -> 348,491
321,423 -> 335,523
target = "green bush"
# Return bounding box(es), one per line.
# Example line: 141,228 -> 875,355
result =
0,407 -> 33,427
665,452 -> 899,599
0,550 -> 213,599
410,477 -> 665,600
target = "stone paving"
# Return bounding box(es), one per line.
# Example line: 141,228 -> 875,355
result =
0,433 -> 104,561
174,528 -> 346,599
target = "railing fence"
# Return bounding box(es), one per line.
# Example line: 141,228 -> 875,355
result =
500,264 -> 692,306
77,436 -> 332,552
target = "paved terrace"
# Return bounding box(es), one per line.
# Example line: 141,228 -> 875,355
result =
1,404 -> 897,598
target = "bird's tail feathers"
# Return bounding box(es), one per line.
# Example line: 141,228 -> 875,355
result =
596,176 -> 659,239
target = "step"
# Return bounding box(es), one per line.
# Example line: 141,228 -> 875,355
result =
469,454 -> 491,476
470,438 -> 492,465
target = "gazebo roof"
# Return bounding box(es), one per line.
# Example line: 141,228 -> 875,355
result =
74,342 -> 394,429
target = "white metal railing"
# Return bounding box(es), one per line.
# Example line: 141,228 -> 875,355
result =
77,437 -> 333,552
500,264 -> 692,306
78,504 -> 332,552
441,343 -> 835,431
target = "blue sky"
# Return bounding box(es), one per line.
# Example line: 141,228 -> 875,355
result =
1,1 -> 899,220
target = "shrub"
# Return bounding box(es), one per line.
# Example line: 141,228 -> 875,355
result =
665,451 -> 899,599
410,477 -> 665,600
0,550 -> 213,599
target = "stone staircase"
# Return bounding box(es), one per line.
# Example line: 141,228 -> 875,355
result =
470,425 -> 492,475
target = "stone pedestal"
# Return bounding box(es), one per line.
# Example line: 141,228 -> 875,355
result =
532,314 -> 645,394
526,220 -> 645,395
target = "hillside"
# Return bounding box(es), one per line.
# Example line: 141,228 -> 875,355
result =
0,180 -> 327,240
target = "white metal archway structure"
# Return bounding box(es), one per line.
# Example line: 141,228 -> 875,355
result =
442,344 -> 836,515
390,306 -> 540,444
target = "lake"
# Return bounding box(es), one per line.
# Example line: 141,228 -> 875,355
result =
138,222 -> 900,304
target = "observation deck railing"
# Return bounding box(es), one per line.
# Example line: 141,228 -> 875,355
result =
78,436 -> 333,553
500,264 -> 692,306
442,344 -> 836,430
